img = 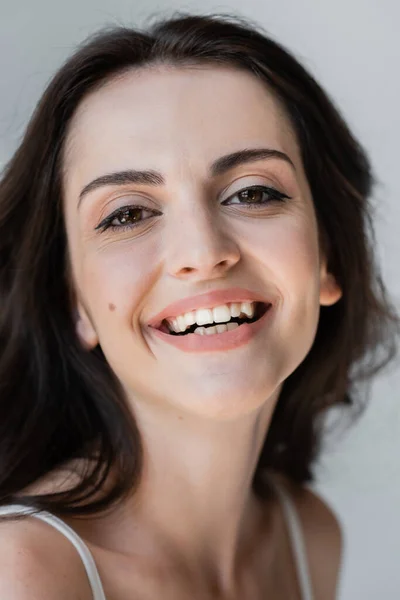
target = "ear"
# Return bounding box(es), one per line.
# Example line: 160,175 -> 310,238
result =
74,300 -> 99,350
319,257 -> 342,307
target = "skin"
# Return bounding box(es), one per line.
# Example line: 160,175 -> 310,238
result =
58,64 -> 343,598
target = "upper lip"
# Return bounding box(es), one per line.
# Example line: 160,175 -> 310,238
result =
148,287 -> 272,329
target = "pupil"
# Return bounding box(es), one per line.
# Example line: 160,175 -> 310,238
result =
241,189 -> 262,203
121,209 -> 140,223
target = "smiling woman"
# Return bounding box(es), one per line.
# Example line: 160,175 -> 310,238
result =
0,11 -> 398,600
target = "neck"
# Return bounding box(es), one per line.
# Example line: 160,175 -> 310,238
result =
99,388 -> 280,590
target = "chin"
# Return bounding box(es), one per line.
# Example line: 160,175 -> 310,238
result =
171,381 -> 279,421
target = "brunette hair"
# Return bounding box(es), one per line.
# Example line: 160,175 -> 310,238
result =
0,11 -> 398,518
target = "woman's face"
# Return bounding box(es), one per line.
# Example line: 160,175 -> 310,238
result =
62,65 -> 341,420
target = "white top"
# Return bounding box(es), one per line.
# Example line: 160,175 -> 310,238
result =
0,480 -> 313,600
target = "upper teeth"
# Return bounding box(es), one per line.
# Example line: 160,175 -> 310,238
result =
166,302 -> 256,334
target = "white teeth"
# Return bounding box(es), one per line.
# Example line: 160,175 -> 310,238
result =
170,318 -> 180,333
177,315 -> 186,331
230,302 -> 241,318
205,325 -> 217,335
216,323 -> 229,334
183,311 -> 196,327
194,327 -> 206,335
166,301 -> 257,333
240,302 -> 254,319
212,305 -> 232,323
195,308 -> 214,326
193,322 -> 238,336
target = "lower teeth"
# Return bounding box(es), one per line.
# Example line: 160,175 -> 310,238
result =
194,322 -> 239,336
165,309 -> 265,336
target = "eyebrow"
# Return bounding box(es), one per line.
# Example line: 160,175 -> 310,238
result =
77,147 -> 295,208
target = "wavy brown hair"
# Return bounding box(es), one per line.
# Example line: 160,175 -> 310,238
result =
0,11 -> 398,519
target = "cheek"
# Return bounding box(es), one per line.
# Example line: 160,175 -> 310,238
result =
244,214 -> 320,284
79,240 -> 159,327
243,215 -> 321,339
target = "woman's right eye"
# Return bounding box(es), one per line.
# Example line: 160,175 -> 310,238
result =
95,205 -> 161,233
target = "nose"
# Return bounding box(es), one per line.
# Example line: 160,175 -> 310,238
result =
164,204 -> 241,281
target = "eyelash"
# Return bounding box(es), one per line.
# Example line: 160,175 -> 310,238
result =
95,185 -> 291,233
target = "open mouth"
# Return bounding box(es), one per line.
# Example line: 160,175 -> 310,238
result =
158,302 -> 271,336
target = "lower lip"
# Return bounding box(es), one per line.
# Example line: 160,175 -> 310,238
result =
148,304 -> 273,353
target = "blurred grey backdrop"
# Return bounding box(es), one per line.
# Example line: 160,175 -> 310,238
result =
1,1 -> 399,598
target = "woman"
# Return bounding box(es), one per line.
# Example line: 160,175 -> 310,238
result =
0,11 -> 398,600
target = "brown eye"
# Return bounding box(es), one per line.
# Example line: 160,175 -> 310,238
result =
96,205 -> 162,233
111,207 -> 143,226
222,185 -> 290,207
238,188 -> 265,203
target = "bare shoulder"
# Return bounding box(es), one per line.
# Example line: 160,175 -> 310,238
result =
272,474 -> 343,600
0,513 -> 94,599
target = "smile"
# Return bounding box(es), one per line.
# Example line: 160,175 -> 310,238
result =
148,302 -> 273,353
160,301 -> 269,336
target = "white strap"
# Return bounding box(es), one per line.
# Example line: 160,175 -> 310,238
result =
0,504 -> 107,600
269,480 -> 314,600
1,487 -> 314,600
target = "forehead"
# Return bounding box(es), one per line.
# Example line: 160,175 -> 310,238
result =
63,65 -> 300,186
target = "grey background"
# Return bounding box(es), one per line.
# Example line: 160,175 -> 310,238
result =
1,0 -> 399,598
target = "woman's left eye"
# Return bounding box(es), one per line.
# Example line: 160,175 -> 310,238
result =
222,185 -> 291,207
